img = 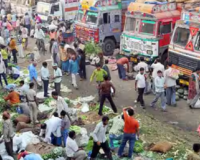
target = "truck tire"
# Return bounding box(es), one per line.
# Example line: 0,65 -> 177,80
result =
102,39 -> 116,56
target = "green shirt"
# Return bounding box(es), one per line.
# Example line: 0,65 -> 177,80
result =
1,49 -> 8,60
90,69 -> 107,82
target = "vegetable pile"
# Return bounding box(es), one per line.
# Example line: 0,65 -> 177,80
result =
90,104 -> 111,114
70,125 -> 81,134
42,147 -> 64,160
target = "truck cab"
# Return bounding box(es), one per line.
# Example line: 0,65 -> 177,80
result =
36,0 -> 79,28
120,2 -> 181,64
75,0 -> 134,56
169,9 -> 200,85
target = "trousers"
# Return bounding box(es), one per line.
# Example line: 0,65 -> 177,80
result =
99,94 -> 117,116
0,72 -> 8,87
151,92 -> 166,109
74,150 -> 87,160
55,82 -> 61,96
91,141 -> 113,160
137,88 -> 145,106
72,73 -> 77,88
29,102 -> 38,123
5,139 -> 14,158
11,49 -> 17,64
42,79 -> 49,97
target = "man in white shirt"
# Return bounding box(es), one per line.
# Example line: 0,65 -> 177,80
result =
91,116 -> 113,160
8,66 -> 20,79
164,62 -> 177,106
151,59 -> 164,94
134,57 -> 148,73
52,63 -> 62,96
20,25 -> 28,49
40,112 -> 62,145
19,80 -> 29,101
66,131 -> 87,160
150,70 -> 166,111
34,24 -> 46,55
135,68 -> 146,109
41,62 -> 49,97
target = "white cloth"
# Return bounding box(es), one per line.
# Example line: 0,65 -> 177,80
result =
41,67 -> 49,80
44,116 -> 62,143
54,68 -> 62,83
164,67 -> 176,87
154,76 -> 165,92
21,27 -> 28,38
72,73 -> 77,87
0,60 -> 6,73
92,122 -> 107,143
135,62 -> 148,72
12,67 -> 20,75
151,62 -> 164,79
34,29 -> 45,40
135,73 -> 146,88
18,44 -> 24,58
56,96 -> 69,116
65,137 -> 78,157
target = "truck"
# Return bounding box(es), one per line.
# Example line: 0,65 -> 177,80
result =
36,0 -> 79,25
120,2 -> 181,64
75,0 -> 135,56
168,7 -> 200,85
4,0 -> 37,15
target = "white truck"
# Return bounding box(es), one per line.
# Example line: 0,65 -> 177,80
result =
36,0 -> 79,24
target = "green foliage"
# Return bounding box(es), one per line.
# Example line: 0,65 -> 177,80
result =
84,41 -> 102,55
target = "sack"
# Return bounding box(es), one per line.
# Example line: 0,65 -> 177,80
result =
15,114 -> 30,123
167,68 -> 180,80
16,122 -> 32,132
150,141 -> 173,153
81,103 -> 89,113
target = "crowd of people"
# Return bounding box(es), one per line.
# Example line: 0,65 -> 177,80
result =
0,10 -> 199,160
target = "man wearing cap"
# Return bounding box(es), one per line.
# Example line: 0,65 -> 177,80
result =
52,63 -> 62,96
28,61 -> 38,90
150,70 -> 166,111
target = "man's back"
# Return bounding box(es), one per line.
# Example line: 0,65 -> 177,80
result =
117,57 -> 128,65
151,63 -> 164,79
100,81 -> 113,95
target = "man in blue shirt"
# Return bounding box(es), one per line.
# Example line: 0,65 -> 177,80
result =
28,62 -> 38,89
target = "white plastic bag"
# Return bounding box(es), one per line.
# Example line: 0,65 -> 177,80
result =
81,103 -> 89,113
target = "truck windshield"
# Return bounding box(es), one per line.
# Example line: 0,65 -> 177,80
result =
125,17 -> 135,31
77,10 -> 84,21
173,27 -> 190,47
86,11 -> 98,24
36,3 -> 50,15
140,20 -> 155,35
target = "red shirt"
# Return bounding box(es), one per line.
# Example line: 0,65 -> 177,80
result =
123,109 -> 139,134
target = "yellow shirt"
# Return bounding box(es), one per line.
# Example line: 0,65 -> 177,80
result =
1,49 -> 8,60
7,14 -> 11,21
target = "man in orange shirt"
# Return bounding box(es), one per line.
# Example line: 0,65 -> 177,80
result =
4,87 -> 20,106
116,57 -> 129,80
9,36 -> 18,64
118,106 -> 139,158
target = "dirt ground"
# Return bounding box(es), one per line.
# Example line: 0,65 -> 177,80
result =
17,38 -> 200,158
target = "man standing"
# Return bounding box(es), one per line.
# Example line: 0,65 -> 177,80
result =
91,116 -> 113,160
28,61 -> 38,90
135,68 -> 146,108
52,64 -> 62,96
134,57 -> 148,73
150,70 -> 166,111
65,131 -> 87,160
9,36 -> 18,64
26,82 -> 39,124
116,57 -> 129,80
51,39 -> 59,64
118,107 -> 139,159
34,24 -> 46,55
99,75 -> 117,116
24,13 -> 31,35
2,111 -> 14,158
151,59 -> 164,94
41,62 -> 49,97
164,62 -> 176,106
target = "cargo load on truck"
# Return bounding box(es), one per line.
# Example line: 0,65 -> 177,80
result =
168,2 -> 200,85
120,2 -> 181,64
75,0 -> 135,56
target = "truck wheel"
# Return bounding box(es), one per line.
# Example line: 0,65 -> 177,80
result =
102,39 -> 116,56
